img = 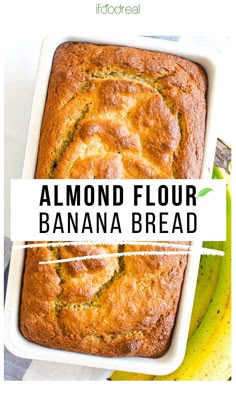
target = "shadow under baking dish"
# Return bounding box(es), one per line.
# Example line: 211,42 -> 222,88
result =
4,35 -> 219,375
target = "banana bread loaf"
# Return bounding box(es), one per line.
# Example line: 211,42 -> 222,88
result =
20,42 -> 207,357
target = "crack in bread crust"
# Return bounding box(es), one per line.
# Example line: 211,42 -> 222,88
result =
20,42 -> 207,358
54,244 -> 126,313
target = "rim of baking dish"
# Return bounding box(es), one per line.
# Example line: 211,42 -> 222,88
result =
5,35 -> 220,375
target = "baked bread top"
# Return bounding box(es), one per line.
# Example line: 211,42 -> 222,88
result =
20,42 -> 207,358
36,42 -> 207,180
21,242 -> 189,357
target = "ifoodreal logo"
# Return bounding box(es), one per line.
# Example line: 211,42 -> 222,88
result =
96,3 -> 141,14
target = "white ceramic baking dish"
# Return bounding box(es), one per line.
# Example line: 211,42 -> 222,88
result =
5,35 -> 219,375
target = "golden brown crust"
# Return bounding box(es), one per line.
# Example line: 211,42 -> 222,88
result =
20,42 -> 207,357
20,243 -> 187,357
36,42 -> 207,180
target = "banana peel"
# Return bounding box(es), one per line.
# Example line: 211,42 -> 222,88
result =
110,167 -> 231,381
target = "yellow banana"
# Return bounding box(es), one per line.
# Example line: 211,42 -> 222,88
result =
110,166 -> 231,381
188,240 -> 224,338
110,372 -> 154,381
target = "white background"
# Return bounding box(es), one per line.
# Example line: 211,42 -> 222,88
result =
2,0 -> 235,419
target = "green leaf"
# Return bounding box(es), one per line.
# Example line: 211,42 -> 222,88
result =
197,187 -> 213,198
